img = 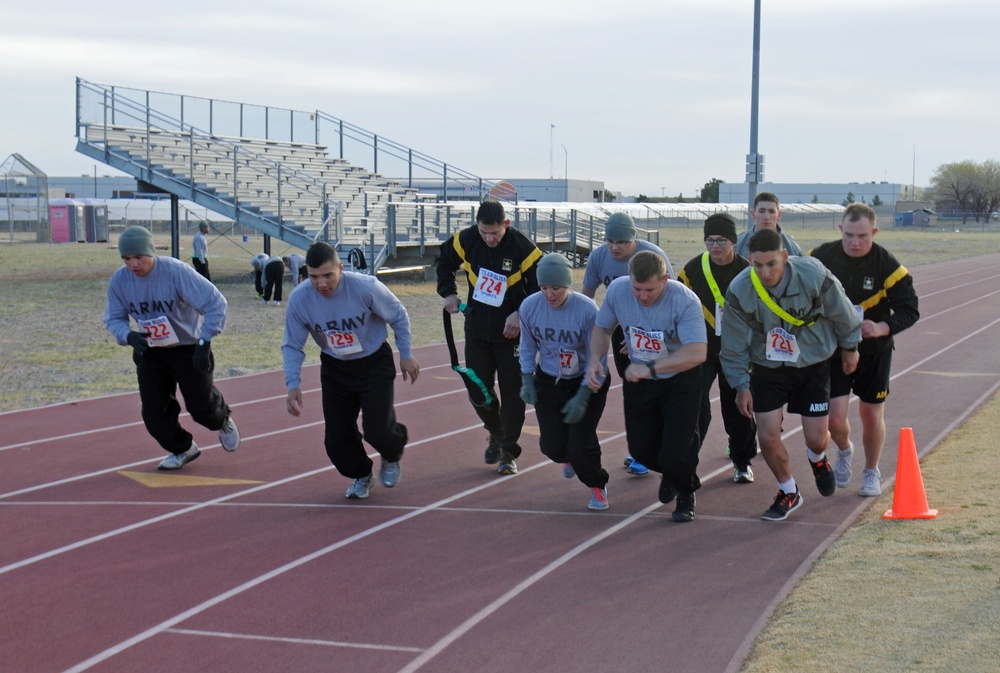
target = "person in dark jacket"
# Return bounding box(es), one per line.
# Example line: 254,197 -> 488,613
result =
437,201 -> 542,475
810,203 -> 920,497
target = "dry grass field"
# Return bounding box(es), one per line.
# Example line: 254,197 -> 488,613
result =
2,225 -> 999,671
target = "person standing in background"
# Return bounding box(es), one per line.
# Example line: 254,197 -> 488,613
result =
262,255 -> 286,305
284,253 -> 306,287
191,222 -> 211,281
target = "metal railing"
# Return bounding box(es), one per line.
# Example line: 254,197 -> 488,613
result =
75,79 -> 337,249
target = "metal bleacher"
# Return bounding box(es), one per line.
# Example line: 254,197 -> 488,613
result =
73,78 -> 499,272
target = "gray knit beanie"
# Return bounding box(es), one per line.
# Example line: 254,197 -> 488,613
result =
604,212 -> 636,242
536,253 -> 574,287
118,226 -> 156,257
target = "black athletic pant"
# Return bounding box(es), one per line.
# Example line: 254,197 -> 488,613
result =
699,352 -> 757,468
622,365 -> 703,494
263,261 -> 284,302
134,344 -> 230,455
534,371 -> 610,489
193,257 -> 211,281
320,343 -> 408,480
464,334 -> 524,456
611,324 -> 630,378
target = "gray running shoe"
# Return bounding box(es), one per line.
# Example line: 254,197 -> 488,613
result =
379,459 -> 401,488
219,417 -> 240,452
498,452 -> 518,475
158,443 -> 200,471
835,442 -> 854,488
346,473 -> 376,499
859,468 -> 882,497
562,463 -> 576,479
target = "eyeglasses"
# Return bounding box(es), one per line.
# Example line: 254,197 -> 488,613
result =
606,240 -> 630,246
704,237 -> 731,247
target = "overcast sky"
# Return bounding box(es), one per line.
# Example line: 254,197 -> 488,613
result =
2,0 -> 997,197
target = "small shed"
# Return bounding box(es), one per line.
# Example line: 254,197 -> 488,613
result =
894,208 -> 937,228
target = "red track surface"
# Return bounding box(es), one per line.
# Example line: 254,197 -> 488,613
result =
3,255 -> 1000,673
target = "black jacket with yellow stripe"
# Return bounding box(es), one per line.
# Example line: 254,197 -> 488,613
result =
436,225 -> 542,342
809,240 -> 919,354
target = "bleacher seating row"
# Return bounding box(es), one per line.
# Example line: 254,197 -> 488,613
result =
84,125 -> 421,243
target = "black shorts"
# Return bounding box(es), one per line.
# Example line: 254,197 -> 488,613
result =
750,360 -> 830,417
830,348 -> 891,404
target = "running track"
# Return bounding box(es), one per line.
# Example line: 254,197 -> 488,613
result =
3,255 -> 1000,673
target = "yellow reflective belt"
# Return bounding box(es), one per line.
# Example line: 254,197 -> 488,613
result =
750,268 -> 815,327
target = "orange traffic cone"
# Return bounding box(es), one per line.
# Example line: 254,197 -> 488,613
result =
883,427 -> 938,520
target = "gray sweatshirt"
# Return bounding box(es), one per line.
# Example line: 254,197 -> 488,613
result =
282,271 -> 413,389
104,256 -> 227,346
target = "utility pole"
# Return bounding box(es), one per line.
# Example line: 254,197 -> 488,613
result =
549,123 -> 555,179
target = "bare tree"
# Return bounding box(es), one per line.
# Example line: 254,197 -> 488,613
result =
929,160 -> 979,223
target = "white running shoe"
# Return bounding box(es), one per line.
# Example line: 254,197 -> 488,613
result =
860,468 -> 882,497
835,442 -> 854,488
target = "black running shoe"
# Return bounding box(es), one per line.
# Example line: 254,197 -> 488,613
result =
761,489 -> 803,521
658,478 -> 677,504
672,491 -> 696,522
484,433 -> 502,465
810,457 -> 837,497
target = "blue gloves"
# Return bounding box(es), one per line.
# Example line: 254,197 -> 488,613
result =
126,331 -> 149,355
519,372 -> 537,405
193,340 -> 213,373
561,387 -> 592,424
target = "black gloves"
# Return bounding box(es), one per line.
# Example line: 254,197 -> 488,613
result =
193,340 -> 213,373
126,331 -> 149,355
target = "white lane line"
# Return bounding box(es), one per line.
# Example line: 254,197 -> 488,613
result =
0,422 -> 488,575
164,628 -> 424,653
394,501 -> 663,673
59,461 -> 551,673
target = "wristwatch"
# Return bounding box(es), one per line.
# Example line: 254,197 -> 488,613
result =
645,360 -> 658,380
843,345 -> 858,352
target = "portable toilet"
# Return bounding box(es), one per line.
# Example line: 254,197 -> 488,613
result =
78,199 -> 109,242
48,198 -> 82,243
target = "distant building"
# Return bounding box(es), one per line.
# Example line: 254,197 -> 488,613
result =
719,181 -> 915,207
47,175 -> 139,200
406,177 -> 607,203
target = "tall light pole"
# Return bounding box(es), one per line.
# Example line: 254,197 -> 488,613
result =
746,0 -> 762,225
549,123 -> 555,179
